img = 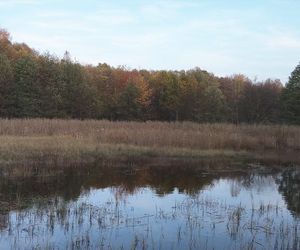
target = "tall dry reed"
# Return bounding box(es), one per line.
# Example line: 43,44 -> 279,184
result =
0,119 -> 299,151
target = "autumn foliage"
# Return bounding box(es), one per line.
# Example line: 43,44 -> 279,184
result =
0,28 -> 298,124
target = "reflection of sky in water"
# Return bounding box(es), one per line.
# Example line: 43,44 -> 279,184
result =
0,172 -> 299,250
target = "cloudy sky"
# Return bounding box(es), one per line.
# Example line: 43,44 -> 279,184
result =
1,0 -> 299,83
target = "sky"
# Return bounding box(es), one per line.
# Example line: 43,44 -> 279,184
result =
0,0 -> 300,83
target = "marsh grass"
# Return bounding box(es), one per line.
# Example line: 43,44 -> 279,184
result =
0,119 -> 299,167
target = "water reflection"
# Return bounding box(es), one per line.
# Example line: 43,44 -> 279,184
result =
0,165 -> 220,205
277,168 -> 300,216
0,165 -> 299,249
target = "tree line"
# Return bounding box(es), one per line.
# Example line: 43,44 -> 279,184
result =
0,29 -> 299,124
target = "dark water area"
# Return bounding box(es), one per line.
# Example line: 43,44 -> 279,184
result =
0,165 -> 299,250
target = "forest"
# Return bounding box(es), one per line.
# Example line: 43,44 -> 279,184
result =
0,28 -> 299,124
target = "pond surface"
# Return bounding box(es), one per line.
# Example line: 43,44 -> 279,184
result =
0,166 -> 299,249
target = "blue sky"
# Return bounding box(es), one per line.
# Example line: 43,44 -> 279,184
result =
0,0 -> 299,83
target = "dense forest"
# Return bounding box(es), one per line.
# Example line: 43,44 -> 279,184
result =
0,28 -> 299,124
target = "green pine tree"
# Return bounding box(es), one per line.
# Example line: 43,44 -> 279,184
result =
13,56 -> 40,117
281,62 -> 300,124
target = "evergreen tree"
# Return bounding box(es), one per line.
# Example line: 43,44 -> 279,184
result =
60,53 -> 96,119
0,53 -> 14,117
13,56 -> 40,117
154,71 -> 181,121
37,54 -> 65,118
196,85 -> 227,122
116,83 -> 140,120
281,62 -> 300,124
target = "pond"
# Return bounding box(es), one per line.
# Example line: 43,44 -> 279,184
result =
0,165 -> 299,249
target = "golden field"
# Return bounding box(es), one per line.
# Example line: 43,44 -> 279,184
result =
0,119 -> 299,167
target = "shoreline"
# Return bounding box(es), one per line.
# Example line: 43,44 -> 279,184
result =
0,135 -> 299,169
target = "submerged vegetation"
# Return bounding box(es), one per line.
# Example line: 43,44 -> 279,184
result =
0,119 -> 299,168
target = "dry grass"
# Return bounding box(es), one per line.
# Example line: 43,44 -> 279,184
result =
0,119 -> 299,167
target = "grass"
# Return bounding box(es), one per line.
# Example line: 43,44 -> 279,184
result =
0,119 -> 299,168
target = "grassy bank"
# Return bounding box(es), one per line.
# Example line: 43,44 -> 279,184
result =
0,119 -> 299,168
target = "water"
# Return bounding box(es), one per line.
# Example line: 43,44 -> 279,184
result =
0,166 -> 299,249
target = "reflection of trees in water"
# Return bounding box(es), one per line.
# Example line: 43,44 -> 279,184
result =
1,164 -> 299,247
277,168 -> 300,217
0,213 -> 8,231
0,165 -> 232,214
110,167 -> 216,201
1,164 -> 293,219
0,165 -> 221,232
0,167 -> 278,206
